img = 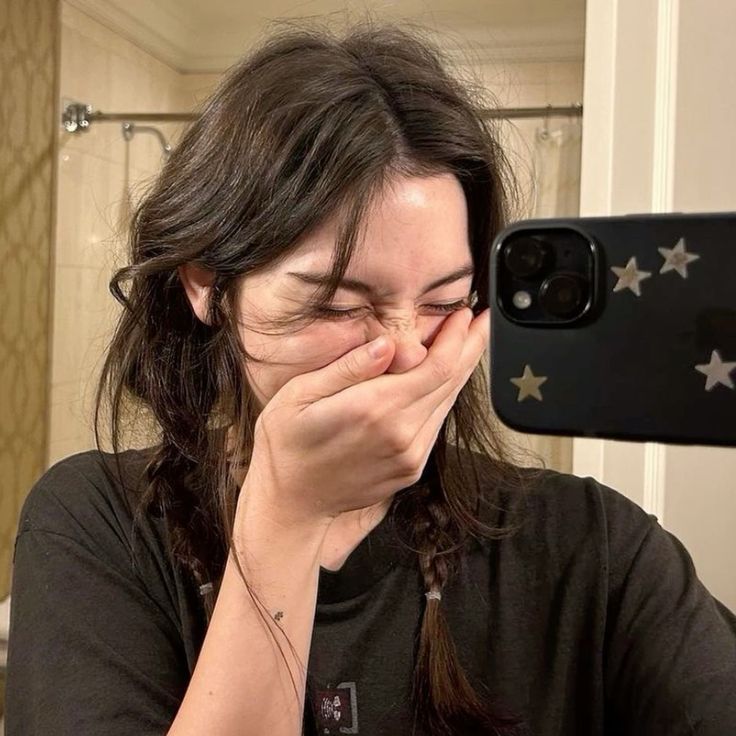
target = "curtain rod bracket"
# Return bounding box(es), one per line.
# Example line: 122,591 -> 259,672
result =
62,102 -> 93,133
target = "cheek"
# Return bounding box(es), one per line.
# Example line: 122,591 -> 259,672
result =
304,322 -> 368,364
244,314 -> 449,389
244,326 -> 356,383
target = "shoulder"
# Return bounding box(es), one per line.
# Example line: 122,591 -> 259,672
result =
460,450 -> 656,559
519,464 -> 653,530
16,446 -> 160,557
463,448 -> 651,520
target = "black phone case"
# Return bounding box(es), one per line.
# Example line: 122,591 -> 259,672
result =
489,211 -> 736,447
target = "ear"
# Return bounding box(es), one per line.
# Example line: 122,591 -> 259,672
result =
178,262 -> 216,325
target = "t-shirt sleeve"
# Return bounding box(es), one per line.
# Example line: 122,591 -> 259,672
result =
5,455 -> 190,735
600,482 -> 736,734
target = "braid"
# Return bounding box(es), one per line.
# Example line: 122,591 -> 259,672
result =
406,448 -> 529,736
140,440 -> 227,622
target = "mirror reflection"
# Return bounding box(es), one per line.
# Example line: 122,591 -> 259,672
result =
2,0 -> 734,733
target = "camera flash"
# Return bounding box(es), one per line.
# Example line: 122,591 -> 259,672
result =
512,290 -> 532,309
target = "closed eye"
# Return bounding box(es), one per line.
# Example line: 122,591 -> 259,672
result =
314,299 -> 472,320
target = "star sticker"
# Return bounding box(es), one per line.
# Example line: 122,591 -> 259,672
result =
510,364 -> 548,402
695,350 -> 736,391
658,237 -> 700,278
611,257 -> 652,296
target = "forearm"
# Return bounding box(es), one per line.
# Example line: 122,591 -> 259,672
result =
168,496 -> 330,736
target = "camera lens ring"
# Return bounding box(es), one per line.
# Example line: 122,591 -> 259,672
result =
503,236 -> 552,279
538,272 -> 587,319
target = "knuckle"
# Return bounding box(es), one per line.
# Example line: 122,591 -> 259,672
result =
387,425 -> 414,456
398,455 -> 423,485
400,446 -> 423,477
361,403 -> 382,427
358,390 -> 389,426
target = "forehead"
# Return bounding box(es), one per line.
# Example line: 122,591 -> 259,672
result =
281,172 -> 471,276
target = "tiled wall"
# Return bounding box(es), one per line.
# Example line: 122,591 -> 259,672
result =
48,6 -> 582,475
49,2 -> 218,465
0,0 -> 60,599
478,57 -> 584,218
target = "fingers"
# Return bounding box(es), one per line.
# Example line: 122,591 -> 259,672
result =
285,332 -> 397,407
395,346 -> 486,479
317,306 -> 489,434
411,354 -> 483,457
389,306 -> 489,412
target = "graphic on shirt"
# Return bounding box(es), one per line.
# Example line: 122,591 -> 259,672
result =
314,681 -> 359,734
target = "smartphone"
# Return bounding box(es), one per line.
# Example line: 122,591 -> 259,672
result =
488,211 -> 736,448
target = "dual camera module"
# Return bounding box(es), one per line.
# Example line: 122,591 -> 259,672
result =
495,227 -> 596,325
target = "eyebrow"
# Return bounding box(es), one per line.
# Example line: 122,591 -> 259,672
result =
286,264 -> 475,297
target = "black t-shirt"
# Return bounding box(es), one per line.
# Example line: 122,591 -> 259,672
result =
5,447 -> 736,735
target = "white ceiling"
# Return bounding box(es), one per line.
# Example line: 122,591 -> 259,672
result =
66,0 -> 586,74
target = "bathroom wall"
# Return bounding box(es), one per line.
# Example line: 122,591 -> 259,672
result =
0,0 -> 60,599
49,2 -> 218,465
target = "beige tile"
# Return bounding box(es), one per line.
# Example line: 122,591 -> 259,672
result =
56,149 -> 129,268
108,52 -> 149,111
125,125 -> 172,172
49,265 -> 115,386
547,82 -> 584,104
47,436 -> 88,468
547,60 -> 585,86
62,2 -> 179,82
47,379 -> 92,463
60,5 -> 181,168
178,73 -> 220,108
509,84 -> 551,108
48,3 -> 187,485
60,19 -> 113,107
506,60 -> 551,87
59,20 -> 119,165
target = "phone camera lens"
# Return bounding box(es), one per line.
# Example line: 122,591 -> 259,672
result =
539,274 -> 586,318
503,236 -> 552,279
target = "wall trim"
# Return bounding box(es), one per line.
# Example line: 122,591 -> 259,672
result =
642,0 -> 679,523
652,0 -> 679,212
643,443 -> 667,521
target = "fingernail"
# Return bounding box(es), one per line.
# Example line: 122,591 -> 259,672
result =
368,336 -> 388,359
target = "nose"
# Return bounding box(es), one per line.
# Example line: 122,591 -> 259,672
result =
369,315 -> 433,374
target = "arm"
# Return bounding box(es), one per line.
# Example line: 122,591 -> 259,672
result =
602,487 -> 736,734
168,489 -> 330,736
6,464 -> 330,736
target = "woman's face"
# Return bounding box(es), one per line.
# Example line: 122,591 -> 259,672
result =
181,172 -> 476,410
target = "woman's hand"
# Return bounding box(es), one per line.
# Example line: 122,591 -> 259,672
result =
238,307 -> 490,529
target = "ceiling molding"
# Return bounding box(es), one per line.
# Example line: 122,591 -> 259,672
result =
65,0 -> 584,74
64,0 -> 196,72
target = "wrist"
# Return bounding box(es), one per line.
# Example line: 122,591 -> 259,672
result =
236,477 -> 333,543
237,466 -> 336,531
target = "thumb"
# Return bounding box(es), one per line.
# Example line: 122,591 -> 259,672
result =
292,335 -> 394,403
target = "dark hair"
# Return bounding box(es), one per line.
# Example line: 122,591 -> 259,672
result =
95,16 -> 543,736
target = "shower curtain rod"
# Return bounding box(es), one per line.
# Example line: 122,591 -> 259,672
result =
62,102 -> 582,132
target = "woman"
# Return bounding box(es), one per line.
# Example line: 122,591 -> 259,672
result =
6,19 -> 736,736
